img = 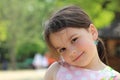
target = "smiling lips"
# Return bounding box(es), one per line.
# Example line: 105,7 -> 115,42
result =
73,52 -> 84,62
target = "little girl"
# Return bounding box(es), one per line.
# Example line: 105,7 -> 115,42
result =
44,5 -> 120,80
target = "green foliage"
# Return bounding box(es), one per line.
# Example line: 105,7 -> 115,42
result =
0,21 -> 8,41
16,40 -> 46,61
93,10 -> 114,29
55,0 -> 120,28
107,0 -> 120,12
0,0 -> 56,69
0,0 -> 119,69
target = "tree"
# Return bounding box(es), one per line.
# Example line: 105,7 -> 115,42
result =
54,0 -> 120,28
0,0 -> 119,70
0,0 -> 56,69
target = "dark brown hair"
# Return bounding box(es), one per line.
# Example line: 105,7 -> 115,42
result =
44,5 -> 108,64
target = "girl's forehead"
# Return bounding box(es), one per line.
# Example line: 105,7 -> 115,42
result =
50,27 -> 87,36
49,28 -> 69,42
49,27 -> 87,48
50,27 -> 76,38
53,29 -> 67,35
49,28 -> 73,47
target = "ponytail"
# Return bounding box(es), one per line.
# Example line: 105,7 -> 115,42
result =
97,38 -> 108,65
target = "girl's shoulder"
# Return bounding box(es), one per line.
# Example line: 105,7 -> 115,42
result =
44,62 -> 60,80
47,61 -> 60,72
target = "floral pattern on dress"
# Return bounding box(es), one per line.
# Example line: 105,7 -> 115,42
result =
56,65 -> 119,80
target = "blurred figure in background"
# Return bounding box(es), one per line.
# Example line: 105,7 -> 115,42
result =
32,53 -> 48,69
2,59 -> 8,70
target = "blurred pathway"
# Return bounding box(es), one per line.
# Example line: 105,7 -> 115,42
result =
0,69 -> 46,80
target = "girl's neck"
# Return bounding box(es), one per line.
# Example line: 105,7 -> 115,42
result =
83,54 -> 107,71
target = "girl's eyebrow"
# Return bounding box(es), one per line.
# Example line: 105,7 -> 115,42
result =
55,34 -> 78,50
68,33 -> 78,41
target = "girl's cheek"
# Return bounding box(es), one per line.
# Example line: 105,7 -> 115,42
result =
75,39 -> 94,50
76,39 -> 90,46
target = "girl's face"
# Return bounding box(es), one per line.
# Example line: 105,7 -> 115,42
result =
49,24 -> 100,68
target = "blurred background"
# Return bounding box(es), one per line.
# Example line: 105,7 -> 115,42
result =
0,0 -> 120,80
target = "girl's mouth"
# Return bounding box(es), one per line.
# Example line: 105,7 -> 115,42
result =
73,52 -> 84,62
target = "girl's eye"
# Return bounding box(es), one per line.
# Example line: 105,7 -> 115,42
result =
71,37 -> 78,43
59,48 -> 66,53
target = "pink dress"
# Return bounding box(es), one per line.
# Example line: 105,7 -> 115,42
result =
56,65 -> 119,80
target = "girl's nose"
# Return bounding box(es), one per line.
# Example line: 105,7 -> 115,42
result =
68,47 -> 77,57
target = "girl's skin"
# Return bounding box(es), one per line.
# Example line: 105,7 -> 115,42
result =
49,24 -> 106,70
44,24 -> 107,80
44,6 -> 120,80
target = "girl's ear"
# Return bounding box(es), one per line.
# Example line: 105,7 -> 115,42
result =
88,24 -> 98,40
